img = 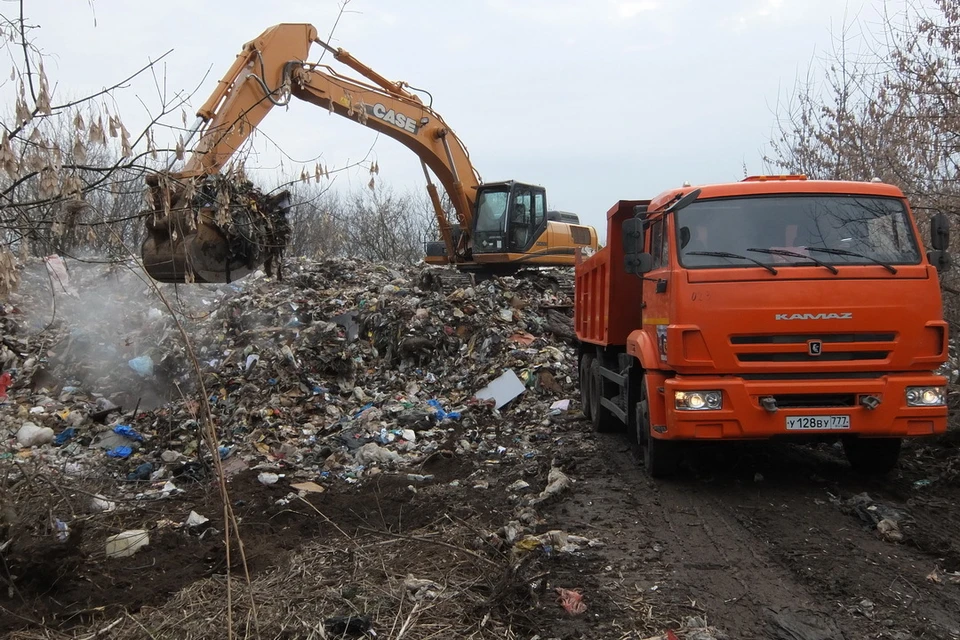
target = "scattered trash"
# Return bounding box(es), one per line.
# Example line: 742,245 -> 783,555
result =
324,615 -> 373,637
105,529 -> 150,559
54,518 -> 69,542
184,511 -> 210,530
43,255 -> 77,297
555,587 -> 587,615
531,466 -> 573,504
257,472 -> 280,486
842,493 -> 905,532
16,421 -> 54,447
549,399 -> 570,412
290,481 -> 325,494
354,442 -> 402,466
404,576 -> 442,601
474,369 -> 526,408
106,446 -> 133,459
113,425 -> 144,441
55,427 -> 77,446
507,479 -> 531,492
127,462 -> 154,482
427,398 -> 461,421
89,495 -> 116,513
754,472 -> 765,483
0,371 -> 10,400
127,355 -> 154,377
876,518 -> 903,543
927,566 -> 942,583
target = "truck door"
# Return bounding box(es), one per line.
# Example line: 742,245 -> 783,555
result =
644,215 -> 671,365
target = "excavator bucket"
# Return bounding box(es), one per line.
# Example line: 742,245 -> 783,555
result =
140,174 -> 291,283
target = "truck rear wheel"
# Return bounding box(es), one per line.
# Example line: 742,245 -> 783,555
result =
637,378 -> 680,478
589,359 -> 618,432
579,354 -> 595,421
843,437 -> 901,475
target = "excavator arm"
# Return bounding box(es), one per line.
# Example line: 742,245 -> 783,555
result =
142,23 -> 481,283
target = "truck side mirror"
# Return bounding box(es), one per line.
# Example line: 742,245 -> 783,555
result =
625,252 -> 654,274
622,217 -> 653,274
622,218 -> 644,254
929,250 -> 951,272
931,212 -> 950,251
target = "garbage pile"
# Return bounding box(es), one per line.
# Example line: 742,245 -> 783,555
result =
0,255 -> 580,503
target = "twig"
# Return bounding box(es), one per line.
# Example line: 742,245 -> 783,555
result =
356,525 -> 499,567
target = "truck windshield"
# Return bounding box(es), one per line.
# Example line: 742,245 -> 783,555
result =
675,195 -> 921,270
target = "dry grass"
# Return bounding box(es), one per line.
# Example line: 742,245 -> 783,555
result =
14,525 -> 527,640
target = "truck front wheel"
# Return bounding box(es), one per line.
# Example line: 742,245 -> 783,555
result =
579,354 -> 595,421
842,437 -> 902,475
636,379 -> 680,477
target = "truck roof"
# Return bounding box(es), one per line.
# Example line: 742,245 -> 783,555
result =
642,178 -> 907,217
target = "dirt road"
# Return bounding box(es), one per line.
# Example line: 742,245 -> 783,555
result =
548,429 -> 960,639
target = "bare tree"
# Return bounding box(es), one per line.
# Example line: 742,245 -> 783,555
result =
0,5 -> 191,270
766,0 -> 960,308
338,183 -> 435,264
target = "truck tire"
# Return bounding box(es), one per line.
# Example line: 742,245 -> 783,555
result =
636,378 -> 680,478
589,358 -> 618,432
579,353 -> 595,420
843,437 -> 901,475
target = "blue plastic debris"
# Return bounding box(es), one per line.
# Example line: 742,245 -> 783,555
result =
113,425 -> 144,442
218,446 -> 233,460
427,399 -> 461,421
55,427 -> 77,446
128,355 -> 154,377
106,446 -> 133,458
353,403 -> 375,419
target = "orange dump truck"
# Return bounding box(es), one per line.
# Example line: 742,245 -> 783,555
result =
575,176 -> 951,477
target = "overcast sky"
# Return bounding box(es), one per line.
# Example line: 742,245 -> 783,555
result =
19,0 -> 895,235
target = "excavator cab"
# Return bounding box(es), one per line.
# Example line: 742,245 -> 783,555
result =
473,181 -> 547,254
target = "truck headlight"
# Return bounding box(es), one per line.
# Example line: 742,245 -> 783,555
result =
675,390 -> 722,411
905,386 -> 945,406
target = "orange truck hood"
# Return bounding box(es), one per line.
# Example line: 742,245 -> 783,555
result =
667,266 -> 947,375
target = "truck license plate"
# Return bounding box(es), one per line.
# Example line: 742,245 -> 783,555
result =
786,415 -> 851,430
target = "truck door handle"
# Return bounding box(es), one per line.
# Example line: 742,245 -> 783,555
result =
656,279 -> 667,294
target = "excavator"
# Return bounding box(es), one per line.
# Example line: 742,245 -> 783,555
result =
140,23 -> 599,284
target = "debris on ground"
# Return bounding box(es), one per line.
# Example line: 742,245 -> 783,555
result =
0,255 -> 617,638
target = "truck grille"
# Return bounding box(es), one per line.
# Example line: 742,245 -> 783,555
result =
731,332 -> 895,364
731,333 -> 895,344
770,393 -> 857,408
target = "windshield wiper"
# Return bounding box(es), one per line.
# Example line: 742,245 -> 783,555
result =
806,247 -> 897,274
687,251 -> 778,275
746,248 -> 839,275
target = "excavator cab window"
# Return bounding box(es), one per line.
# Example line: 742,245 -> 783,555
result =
474,187 -> 511,252
474,183 -> 548,254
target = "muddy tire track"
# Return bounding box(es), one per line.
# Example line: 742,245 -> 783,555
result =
550,429 -> 960,639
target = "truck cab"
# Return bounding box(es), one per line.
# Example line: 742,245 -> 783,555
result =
575,176 -> 950,477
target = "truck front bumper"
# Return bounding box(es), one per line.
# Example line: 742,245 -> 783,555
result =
660,373 -> 947,441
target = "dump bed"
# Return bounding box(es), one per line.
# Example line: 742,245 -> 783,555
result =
574,200 -> 648,346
